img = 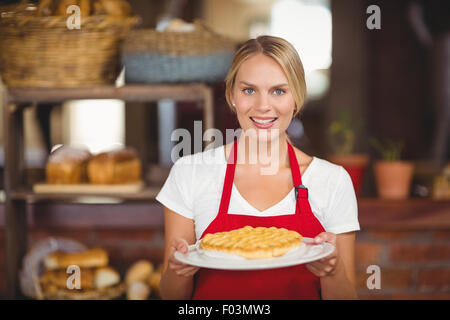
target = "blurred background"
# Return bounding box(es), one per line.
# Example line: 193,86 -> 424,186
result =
0,0 -> 449,300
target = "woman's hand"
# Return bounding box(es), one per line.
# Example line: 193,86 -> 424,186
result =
168,238 -> 200,277
305,232 -> 339,277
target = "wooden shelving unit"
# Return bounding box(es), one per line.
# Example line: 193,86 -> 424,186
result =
1,83 -> 214,298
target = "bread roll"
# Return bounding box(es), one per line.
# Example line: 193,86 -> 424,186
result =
87,148 -> 141,184
46,145 -> 91,184
148,269 -> 161,298
99,0 -> 131,17
44,248 -> 108,270
41,283 -> 58,296
79,0 -> 91,16
40,266 -> 120,291
94,266 -> 120,289
125,260 -> 154,285
93,0 -> 106,15
126,281 -> 150,300
37,0 -> 57,16
40,268 -> 95,290
55,0 -> 79,16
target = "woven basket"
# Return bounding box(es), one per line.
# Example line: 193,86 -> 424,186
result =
0,5 -> 137,87
42,283 -> 126,300
122,20 -> 237,83
19,237 -> 125,300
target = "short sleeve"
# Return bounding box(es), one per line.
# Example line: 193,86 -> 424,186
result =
155,157 -> 194,220
323,166 -> 360,234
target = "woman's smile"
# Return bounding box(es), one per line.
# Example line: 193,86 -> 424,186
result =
250,116 -> 278,128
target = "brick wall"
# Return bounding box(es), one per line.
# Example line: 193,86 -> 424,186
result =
355,229 -> 450,299
2,200 -> 450,300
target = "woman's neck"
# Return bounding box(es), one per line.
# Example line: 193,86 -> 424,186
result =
235,134 -> 290,172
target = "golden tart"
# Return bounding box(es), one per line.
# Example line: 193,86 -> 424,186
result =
200,226 -> 303,259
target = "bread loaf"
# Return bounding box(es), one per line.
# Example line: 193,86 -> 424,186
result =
44,248 -> 108,270
87,148 -> 141,184
46,145 -> 91,184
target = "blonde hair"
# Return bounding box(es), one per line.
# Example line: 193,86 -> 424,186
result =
225,35 -> 307,118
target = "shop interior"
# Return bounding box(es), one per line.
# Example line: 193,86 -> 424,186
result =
0,0 -> 449,300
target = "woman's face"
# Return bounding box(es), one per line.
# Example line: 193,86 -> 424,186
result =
231,53 -> 296,143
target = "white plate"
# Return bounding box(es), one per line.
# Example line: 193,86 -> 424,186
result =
174,237 -> 335,270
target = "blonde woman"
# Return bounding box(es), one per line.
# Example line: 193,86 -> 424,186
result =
156,35 -> 359,300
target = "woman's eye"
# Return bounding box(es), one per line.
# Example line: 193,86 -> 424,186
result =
243,88 -> 254,94
274,89 -> 285,95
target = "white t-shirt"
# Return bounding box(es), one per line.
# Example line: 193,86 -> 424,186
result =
156,144 -> 360,240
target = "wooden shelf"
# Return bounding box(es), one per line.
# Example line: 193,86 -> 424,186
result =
10,185 -> 162,203
5,83 -> 212,104
1,83 -> 215,298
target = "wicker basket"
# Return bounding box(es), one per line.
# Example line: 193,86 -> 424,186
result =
122,20 -> 237,83
19,237 -> 125,300
42,283 -> 126,300
0,4 -> 137,87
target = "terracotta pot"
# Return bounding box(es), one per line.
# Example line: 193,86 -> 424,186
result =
373,161 -> 414,199
328,154 -> 369,196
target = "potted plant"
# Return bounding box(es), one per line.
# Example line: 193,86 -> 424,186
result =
327,110 -> 369,196
370,137 -> 414,200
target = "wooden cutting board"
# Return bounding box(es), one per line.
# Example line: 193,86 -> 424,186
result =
33,180 -> 145,194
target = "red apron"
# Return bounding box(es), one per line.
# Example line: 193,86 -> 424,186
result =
192,138 -> 326,300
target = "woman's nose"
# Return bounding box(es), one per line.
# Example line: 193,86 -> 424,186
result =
254,95 -> 272,112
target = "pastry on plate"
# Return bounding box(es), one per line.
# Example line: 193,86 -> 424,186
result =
200,226 -> 303,259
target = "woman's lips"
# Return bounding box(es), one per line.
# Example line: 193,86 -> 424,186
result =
250,116 -> 277,129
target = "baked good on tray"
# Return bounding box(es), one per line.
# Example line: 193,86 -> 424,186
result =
44,247 -> 108,270
40,247 -> 123,299
40,266 -> 119,290
87,147 -> 141,184
200,226 -> 303,259
46,145 -> 91,184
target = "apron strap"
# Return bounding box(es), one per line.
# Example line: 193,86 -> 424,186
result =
287,140 -> 302,187
287,141 -> 308,198
286,141 -> 311,218
217,137 -> 238,215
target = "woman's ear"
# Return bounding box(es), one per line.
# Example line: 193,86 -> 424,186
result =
230,94 -> 236,108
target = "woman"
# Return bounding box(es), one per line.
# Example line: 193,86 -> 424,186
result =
156,35 -> 359,300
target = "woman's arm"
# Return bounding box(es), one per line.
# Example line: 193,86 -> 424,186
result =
307,232 -> 358,300
160,206 -> 199,300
